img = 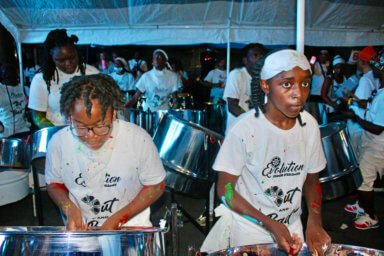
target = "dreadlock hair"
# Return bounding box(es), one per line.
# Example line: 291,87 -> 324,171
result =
41,29 -> 86,93
60,74 -> 125,121
249,50 -> 306,127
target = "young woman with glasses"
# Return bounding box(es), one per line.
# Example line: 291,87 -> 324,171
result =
45,74 -> 166,231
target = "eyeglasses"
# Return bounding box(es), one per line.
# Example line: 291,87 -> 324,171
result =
70,123 -> 112,137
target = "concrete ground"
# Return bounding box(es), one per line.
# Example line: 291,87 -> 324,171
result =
0,189 -> 383,255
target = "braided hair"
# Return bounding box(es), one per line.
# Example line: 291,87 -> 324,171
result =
249,51 -> 306,127
41,29 -> 86,92
60,74 -> 125,120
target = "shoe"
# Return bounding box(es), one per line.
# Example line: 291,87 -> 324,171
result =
344,201 -> 365,215
353,213 -> 379,230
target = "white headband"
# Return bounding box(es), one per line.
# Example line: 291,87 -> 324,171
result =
153,49 -> 168,61
332,55 -> 345,66
261,49 -> 312,80
114,57 -> 129,70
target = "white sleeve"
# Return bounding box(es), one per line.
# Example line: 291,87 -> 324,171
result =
204,70 -> 214,82
45,133 -> 64,184
137,131 -> 166,185
223,70 -> 240,101
135,74 -> 146,93
212,128 -> 246,176
355,76 -> 374,100
28,74 -> 48,112
370,94 -> 384,127
175,75 -> 182,90
85,64 -> 100,75
306,117 -> 327,174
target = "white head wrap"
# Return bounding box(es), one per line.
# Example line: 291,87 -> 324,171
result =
332,55 -> 345,66
261,49 -> 311,80
153,49 -> 172,69
114,57 -> 129,70
153,49 -> 169,61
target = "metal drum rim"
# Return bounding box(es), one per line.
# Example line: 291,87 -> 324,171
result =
0,226 -> 166,235
319,121 -> 346,139
319,167 -> 358,183
161,113 -> 224,140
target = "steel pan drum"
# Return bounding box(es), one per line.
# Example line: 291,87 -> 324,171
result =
0,226 -> 165,255
153,114 -> 223,197
208,243 -> 384,256
0,138 -> 30,169
169,93 -> 195,109
319,122 -> 362,200
31,126 -> 65,170
204,102 -> 226,135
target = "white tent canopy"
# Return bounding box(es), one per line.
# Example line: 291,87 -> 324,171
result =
1,0 -> 383,46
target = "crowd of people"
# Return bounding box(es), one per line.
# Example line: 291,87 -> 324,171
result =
0,28 -> 383,255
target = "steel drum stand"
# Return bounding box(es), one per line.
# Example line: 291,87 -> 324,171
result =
169,184 -> 215,256
31,164 -> 44,225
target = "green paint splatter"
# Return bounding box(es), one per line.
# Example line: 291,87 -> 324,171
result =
66,163 -> 70,166
225,182 -> 233,207
261,181 -> 264,184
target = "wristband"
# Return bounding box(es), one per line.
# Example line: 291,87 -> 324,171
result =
347,98 -> 353,105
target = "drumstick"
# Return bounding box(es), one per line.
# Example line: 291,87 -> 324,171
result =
343,88 -> 361,102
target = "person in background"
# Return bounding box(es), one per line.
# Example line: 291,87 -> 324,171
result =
169,57 -> 189,91
223,43 -> 265,132
28,29 -> 99,129
46,74 -> 166,230
201,49 -> 331,254
128,50 -> 148,82
0,64 -> 31,138
202,58 -> 227,103
110,57 -> 136,103
320,55 -> 348,121
97,52 -> 112,74
343,50 -> 384,230
23,58 -> 40,86
306,50 -> 331,124
107,51 -> 118,74
126,49 -> 182,112
346,46 -> 379,157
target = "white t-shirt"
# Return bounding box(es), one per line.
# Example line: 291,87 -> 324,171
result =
45,119 -> 166,227
0,83 -> 31,138
310,62 -> 329,96
135,68 -> 182,112
362,88 -> 384,152
28,65 -> 99,126
223,67 -> 251,131
350,70 -> 381,119
204,68 -> 227,101
110,72 -> 136,92
213,110 -> 326,247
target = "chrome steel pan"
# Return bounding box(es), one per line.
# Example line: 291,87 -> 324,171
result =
153,113 -> 223,197
0,226 -> 165,256
319,122 -> 362,200
0,138 -> 30,169
31,126 -> 65,170
208,243 -> 384,256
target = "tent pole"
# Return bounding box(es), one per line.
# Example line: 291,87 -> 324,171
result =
296,0 -> 305,53
16,41 -> 24,87
226,27 -> 231,75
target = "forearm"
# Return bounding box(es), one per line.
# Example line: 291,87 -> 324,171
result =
217,173 -> 270,229
304,173 -> 323,227
47,183 -> 78,217
31,110 -> 54,129
125,90 -> 142,108
356,117 -> 384,135
201,81 -> 219,88
109,180 -> 165,228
